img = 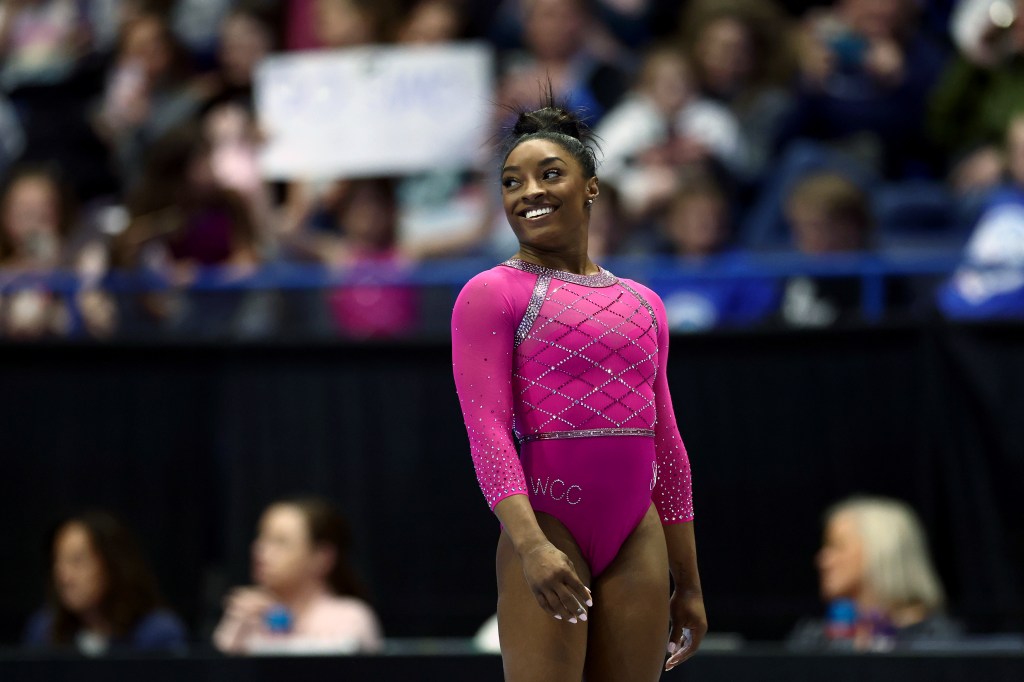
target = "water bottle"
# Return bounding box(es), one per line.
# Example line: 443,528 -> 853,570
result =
264,605 -> 293,635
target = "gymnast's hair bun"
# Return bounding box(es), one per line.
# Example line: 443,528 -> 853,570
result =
512,105 -> 588,142
500,86 -> 599,176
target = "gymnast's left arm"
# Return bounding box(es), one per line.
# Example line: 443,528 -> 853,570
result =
644,287 -> 707,670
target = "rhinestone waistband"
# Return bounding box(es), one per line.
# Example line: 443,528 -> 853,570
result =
519,428 -> 656,444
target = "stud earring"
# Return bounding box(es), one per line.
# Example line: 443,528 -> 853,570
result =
586,199 -> 594,206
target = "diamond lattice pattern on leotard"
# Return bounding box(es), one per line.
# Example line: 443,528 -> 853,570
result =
512,281 -> 659,439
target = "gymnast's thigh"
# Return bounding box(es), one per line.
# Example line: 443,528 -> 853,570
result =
496,510 -> 593,682
585,505 -> 670,682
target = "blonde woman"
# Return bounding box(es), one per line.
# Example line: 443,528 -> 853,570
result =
789,496 -> 961,650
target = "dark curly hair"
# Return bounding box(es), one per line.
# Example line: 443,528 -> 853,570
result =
45,511 -> 166,644
500,88 -> 599,178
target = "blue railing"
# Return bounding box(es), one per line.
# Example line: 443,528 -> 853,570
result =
0,250 -> 978,322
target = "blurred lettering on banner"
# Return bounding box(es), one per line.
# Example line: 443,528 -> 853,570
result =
255,43 -> 494,180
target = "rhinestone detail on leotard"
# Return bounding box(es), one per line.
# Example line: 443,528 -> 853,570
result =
501,258 -> 618,288
514,274 -> 551,350
519,427 -> 656,443
618,279 -> 659,333
451,264 -> 694,524
511,280 -> 659,440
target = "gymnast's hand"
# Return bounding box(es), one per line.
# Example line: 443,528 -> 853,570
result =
520,541 -> 593,624
665,588 -> 707,671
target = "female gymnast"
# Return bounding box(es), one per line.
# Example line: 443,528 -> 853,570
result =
452,96 -> 707,680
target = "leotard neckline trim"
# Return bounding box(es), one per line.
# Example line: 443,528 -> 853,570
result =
500,258 -> 618,288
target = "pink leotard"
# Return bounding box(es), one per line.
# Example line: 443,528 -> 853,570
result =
452,258 -> 693,576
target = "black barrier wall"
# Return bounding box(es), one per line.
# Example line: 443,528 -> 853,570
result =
2,323 -> 1023,645
4,650 -> 1024,682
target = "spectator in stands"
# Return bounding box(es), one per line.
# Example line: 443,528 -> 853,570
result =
0,0 -> 91,91
94,11 -> 207,188
789,496 -> 960,651
783,0 -> 947,180
279,0 -> 414,265
780,171 -> 873,326
202,97 -> 275,243
391,0 -> 495,261
283,177 -> 419,338
206,3 -> 278,112
23,510 -> 187,655
287,0 -> 400,50
213,497 -> 382,654
930,0 -> 1024,196
745,0 -> 950,247
647,173 -> 778,331
116,121 -> 260,271
938,111 -> 1024,318
112,122 -> 262,333
595,45 -> 746,221
0,0 -> 119,201
0,164 -> 116,339
787,172 -> 873,255
397,0 -> 464,44
660,174 -> 734,258
0,165 -> 73,271
679,0 -> 796,183
496,0 -> 630,125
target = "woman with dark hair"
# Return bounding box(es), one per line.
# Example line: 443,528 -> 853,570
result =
23,511 -> 187,654
112,120 -> 262,333
678,0 -> 795,182
451,94 -> 707,679
95,10 -> 207,187
117,120 -> 259,270
213,497 -> 382,654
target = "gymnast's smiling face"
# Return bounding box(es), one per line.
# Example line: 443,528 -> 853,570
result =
501,138 -> 599,255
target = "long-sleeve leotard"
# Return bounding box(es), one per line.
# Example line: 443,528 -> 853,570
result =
452,260 -> 693,525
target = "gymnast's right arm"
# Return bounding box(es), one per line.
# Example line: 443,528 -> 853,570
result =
452,273 -> 592,621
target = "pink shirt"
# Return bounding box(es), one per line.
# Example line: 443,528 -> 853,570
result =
214,593 -> 382,655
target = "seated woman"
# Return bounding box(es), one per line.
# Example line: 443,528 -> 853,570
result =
281,177 -> 419,339
0,164 -> 117,339
938,112 -> 1024,319
788,496 -> 961,651
213,497 -> 382,654
112,120 -> 265,337
596,45 -> 748,221
647,172 -> 778,331
23,511 -> 187,655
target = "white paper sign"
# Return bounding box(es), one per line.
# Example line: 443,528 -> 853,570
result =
255,43 -> 494,180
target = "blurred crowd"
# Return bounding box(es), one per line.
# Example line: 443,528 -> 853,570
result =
25,500 -> 383,655
0,0 -> 1023,340
25,496 -> 987,656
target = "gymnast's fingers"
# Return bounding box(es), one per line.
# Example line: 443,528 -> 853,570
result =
553,585 -> 587,623
569,578 -> 593,610
533,588 -> 559,619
